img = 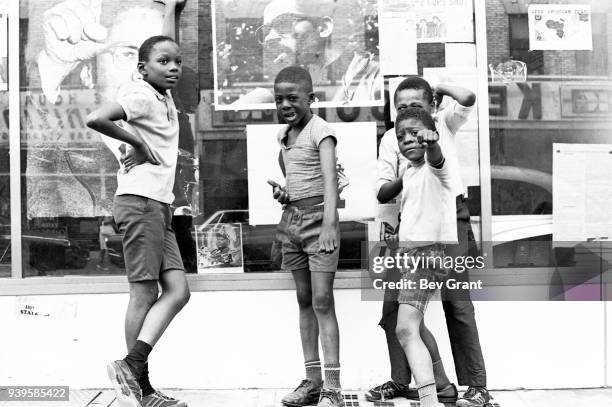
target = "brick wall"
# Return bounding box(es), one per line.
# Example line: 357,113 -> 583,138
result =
199,0 -> 214,90
486,0 -> 510,66
485,0 -> 612,77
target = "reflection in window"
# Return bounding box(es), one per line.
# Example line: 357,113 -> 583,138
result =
20,0 -> 199,277
488,0 -> 612,268
196,136 -> 366,273
0,92 -> 9,277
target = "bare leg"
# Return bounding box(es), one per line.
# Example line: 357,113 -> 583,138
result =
125,281 -> 159,350
135,269 -> 190,347
311,272 -> 340,367
396,304 -> 435,386
292,268 -> 321,378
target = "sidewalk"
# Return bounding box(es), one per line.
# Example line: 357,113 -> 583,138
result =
2,388 -> 611,407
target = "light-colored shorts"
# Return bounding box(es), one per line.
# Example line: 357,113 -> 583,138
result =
276,205 -> 340,273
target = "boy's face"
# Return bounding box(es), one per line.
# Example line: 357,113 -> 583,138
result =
274,81 -> 314,127
396,89 -> 434,114
138,41 -> 183,93
396,117 -> 427,162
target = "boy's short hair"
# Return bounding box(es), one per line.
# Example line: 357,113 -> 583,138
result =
139,35 -> 177,62
394,76 -> 434,105
395,107 -> 436,131
274,66 -> 314,93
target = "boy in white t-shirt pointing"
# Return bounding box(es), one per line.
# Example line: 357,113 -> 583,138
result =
393,107 -> 455,407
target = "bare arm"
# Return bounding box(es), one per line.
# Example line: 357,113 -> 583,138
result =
266,150 -> 289,204
435,84 -> 476,107
86,103 -> 159,170
377,178 -> 402,204
161,0 -> 186,40
86,103 -> 140,147
376,130 -> 403,203
319,137 -> 339,253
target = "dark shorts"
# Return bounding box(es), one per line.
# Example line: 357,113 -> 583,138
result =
276,205 -> 340,273
397,244 -> 448,313
113,194 -> 184,282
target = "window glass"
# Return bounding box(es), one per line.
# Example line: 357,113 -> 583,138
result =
19,0 -> 200,277
0,91 -> 9,278
487,0 -> 612,267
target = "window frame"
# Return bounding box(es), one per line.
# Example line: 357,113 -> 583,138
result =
10,0 -> 587,296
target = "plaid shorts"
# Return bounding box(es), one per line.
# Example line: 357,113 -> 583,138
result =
397,244 -> 448,313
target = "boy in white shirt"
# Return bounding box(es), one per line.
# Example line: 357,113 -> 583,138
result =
393,107 -> 456,407
369,77 -> 493,407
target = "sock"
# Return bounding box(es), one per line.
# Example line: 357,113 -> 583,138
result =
323,363 -> 341,390
138,362 -> 155,397
124,340 -> 152,380
432,359 -> 451,389
417,382 -> 439,407
305,360 -> 322,384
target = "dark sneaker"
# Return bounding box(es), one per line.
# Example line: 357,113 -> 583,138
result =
141,390 -> 187,407
107,360 -> 142,407
406,383 -> 458,403
281,379 -> 322,407
456,387 -> 493,407
317,388 -> 343,407
364,381 -> 408,401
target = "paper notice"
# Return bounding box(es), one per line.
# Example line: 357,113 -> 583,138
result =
247,122 -> 378,226
553,144 -> 612,242
528,4 -> 593,51
378,0 -> 417,75
414,0 -> 474,44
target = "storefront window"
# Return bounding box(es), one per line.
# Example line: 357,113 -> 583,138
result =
486,0 -> 612,268
19,0 -> 200,277
8,0 -> 608,289
0,91 -> 9,278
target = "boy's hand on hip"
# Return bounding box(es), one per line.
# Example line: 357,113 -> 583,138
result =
121,143 -> 160,172
318,224 -> 338,254
267,180 -> 289,204
417,129 -> 439,148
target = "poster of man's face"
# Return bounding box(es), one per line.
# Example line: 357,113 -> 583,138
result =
212,0 -> 383,110
20,0 -> 198,218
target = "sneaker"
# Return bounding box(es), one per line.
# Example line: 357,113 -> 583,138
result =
107,360 -> 142,407
364,381 -> 408,401
281,379 -> 322,407
317,388 -> 343,407
456,386 -> 492,407
405,383 -> 458,403
141,390 -> 187,407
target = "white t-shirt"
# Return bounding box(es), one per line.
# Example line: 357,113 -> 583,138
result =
398,160 -> 457,247
376,100 -> 473,198
115,79 -> 179,204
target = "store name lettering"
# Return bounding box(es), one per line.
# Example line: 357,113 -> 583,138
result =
489,83 -> 543,120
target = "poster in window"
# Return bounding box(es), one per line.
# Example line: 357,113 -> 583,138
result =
377,0 -> 417,75
413,0 -> 474,44
528,4 -> 593,51
553,143 -> 612,242
21,0 -> 199,218
212,0 -> 383,111
246,121 -> 378,226
196,223 -> 244,273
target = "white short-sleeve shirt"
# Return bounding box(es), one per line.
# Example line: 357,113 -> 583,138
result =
114,79 -> 179,204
